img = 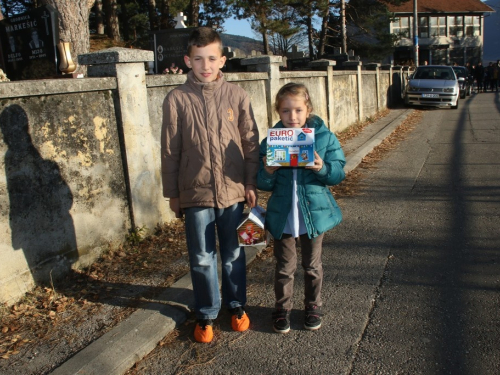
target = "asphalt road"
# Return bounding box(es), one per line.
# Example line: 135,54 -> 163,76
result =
55,93 -> 500,375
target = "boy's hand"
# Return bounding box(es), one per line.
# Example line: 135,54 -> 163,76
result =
169,197 -> 183,218
263,156 -> 280,175
306,151 -> 323,172
245,185 -> 258,208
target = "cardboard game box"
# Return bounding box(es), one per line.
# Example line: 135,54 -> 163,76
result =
266,128 -> 315,167
237,206 -> 266,246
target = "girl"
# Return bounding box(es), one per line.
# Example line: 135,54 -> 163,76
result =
257,83 -> 346,333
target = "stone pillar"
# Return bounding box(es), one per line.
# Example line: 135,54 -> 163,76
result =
79,47 -> 160,232
344,61 -> 363,123
366,63 -> 381,111
381,64 -> 393,107
241,55 -> 283,127
310,59 -> 337,131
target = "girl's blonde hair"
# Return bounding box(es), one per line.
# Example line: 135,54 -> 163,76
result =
274,82 -> 314,115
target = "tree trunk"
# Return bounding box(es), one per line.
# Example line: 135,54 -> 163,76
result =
262,31 -> 270,55
103,0 -> 121,41
160,0 -> 171,29
41,0 -> 91,75
94,0 -> 105,34
306,16 -> 314,59
0,7 -> 3,21
189,0 -> 200,27
318,14 -> 328,57
148,0 -> 159,31
118,0 -> 129,41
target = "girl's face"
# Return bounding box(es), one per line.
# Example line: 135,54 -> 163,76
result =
278,95 -> 311,128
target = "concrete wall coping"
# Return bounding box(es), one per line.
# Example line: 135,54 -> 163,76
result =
280,71 -> 327,79
145,72 -> 269,88
79,47 -> 154,65
0,77 -> 117,99
225,72 -> 269,82
241,55 -> 283,65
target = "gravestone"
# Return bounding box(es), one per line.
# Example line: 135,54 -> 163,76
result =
0,5 -> 60,81
286,45 -> 310,70
152,27 -> 194,74
151,12 -> 193,74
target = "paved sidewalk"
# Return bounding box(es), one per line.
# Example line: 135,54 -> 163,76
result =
50,108 -> 413,375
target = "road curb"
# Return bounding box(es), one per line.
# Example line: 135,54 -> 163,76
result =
344,109 -> 413,174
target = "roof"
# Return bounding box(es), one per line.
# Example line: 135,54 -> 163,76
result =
384,0 -> 494,13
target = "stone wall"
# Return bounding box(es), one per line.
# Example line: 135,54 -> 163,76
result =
0,48 -> 408,304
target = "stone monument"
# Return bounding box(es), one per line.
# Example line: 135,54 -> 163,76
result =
0,5 -> 60,81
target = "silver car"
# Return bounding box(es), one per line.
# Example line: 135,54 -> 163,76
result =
404,65 -> 460,109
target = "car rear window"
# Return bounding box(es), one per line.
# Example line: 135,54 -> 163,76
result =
415,67 -> 455,80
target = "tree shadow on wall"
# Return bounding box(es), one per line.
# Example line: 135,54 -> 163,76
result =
0,104 -> 78,287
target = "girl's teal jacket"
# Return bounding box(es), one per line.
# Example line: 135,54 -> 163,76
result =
257,115 -> 346,240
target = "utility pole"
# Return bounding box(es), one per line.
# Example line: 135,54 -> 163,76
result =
341,0 -> 347,54
413,0 -> 419,66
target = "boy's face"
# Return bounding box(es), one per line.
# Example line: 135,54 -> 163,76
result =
184,42 -> 226,83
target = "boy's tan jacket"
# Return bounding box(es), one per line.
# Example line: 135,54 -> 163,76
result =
161,71 -> 260,209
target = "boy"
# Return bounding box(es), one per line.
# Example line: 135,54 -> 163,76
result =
161,27 -> 259,343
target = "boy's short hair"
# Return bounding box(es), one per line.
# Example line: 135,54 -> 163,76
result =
187,27 -> 223,56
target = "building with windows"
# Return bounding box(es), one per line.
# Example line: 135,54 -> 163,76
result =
386,0 -> 494,66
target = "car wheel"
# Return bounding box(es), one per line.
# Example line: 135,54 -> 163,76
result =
460,92 -> 466,99
466,87 -> 471,96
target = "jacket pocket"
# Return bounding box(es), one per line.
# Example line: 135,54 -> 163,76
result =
180,154 -> 213,191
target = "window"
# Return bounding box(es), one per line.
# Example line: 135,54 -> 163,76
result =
392,17 -> 410,38
466,47 -> 480,65
430,16 -> 447,37
431,46 -> 447,65
450,48 -> 465,66
449,16 -> 464,37
465,16 -> 480,36
419,16 -> 429,38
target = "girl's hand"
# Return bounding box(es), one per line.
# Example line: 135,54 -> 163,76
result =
263,156 -> 280,175
306,151 -> 323,172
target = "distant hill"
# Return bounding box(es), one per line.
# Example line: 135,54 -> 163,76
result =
221,33 -> 264,57
483,0 -> 500,63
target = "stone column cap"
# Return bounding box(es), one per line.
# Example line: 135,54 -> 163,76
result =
365,63 -> 381,70
309,59 -> 337,67
79,47 -> 154,65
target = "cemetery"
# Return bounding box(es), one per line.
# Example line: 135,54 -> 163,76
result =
0,9 -> 413,305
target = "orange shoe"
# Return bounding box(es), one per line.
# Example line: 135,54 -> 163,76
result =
194,319 -> 213,343
230,306 -> 250,332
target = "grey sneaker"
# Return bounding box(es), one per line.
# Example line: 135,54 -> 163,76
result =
304,305 -> 322,330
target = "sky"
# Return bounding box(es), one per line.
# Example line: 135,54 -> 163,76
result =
222,17 -> 255,39
483,0 -> 500,62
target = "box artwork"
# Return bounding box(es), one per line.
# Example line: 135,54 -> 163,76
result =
237,206 -> 266,246
266,128 -> 315,167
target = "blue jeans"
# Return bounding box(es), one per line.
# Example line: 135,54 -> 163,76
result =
184,203 -> 246,320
